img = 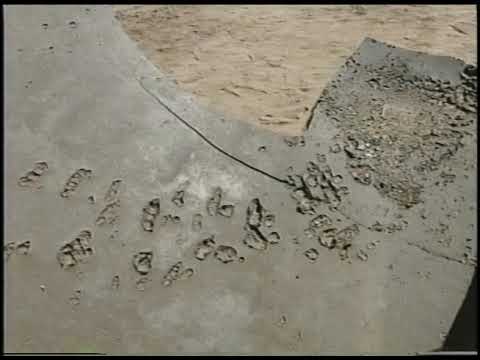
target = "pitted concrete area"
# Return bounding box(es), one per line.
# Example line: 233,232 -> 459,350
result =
4,5 -> 477,355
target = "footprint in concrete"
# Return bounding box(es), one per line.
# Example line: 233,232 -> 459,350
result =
207,187 -> 235,217
284,136 -> 306,147
243,227 -> 268,251
57,230 -> 94,269
159,214 -> 182,227
60,168 -> 92,198
136,277 -> 151,292
132,250 -> 153,275
111,275 -> 120,290
266,232 -> 280,244
194,236 -> 216,260
305,248 -> 319,262
218,204 -> 235,218
207,187 -> 223,216
141,198 -> 160,232
214,245 -> 238,263
335,224 -> 359,251
4,242 -> 17,261
172,190 -> 185,208
4,241 -> 32,261
18,161 -> 48,187
15,241 -> 32,255
162,261 -> 193,287
310,214 -> 333,230
18,161 -> 49,188
178,268 -> 194,280
262,213 -> 276,228
69,289 -> 83,306
162,261 -> 184,287
318,228 -> 338,249
246,198 -> 264,227
96,200 -> 120,226
192,213 -> 203,232
104,179 -> 122,204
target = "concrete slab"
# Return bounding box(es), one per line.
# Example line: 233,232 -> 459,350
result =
4,5 -> 476,355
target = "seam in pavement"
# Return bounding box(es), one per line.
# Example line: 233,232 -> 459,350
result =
137,78 -> 289,185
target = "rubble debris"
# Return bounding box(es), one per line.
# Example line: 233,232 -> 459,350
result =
316,48 -> 476,209
132,250 -> 153,275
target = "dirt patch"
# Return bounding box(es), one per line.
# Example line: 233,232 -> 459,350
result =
114,5 -> 476,135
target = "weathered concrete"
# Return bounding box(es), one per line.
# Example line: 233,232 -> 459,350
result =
4,5 -> 476,355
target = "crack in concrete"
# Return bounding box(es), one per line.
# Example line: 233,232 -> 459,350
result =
406,241 -> 473,266
137,78 -> 289,185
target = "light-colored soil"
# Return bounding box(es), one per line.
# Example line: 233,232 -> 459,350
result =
114,5 -> 476,135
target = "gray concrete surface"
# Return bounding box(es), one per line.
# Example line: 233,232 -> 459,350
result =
4,5 -> 477,355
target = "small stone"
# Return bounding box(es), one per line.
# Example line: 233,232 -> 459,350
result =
40,285 -> 46,292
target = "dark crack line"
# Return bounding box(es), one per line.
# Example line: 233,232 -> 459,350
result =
304,95 -> 323,131
137,79 -> 288,185
406,241 -> 474,266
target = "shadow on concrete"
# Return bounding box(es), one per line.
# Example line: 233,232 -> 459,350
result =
441,270 -> 478,351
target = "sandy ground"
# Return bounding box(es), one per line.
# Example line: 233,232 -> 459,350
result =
114,5 -> 477,135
